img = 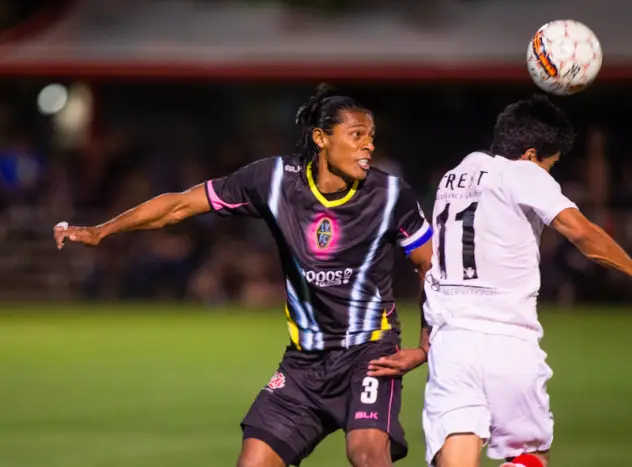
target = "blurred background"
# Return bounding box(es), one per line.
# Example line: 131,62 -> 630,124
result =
0,0 -> 631,305
1,1 -> 631,467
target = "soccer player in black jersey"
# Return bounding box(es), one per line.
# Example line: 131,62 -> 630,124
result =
53,84 -> 434,467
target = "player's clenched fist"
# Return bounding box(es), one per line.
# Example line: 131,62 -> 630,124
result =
53,222 -> 102,250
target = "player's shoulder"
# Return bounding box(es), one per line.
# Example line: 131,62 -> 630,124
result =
501,158 -> 558,187
434,151 -> 495,190
237,155 -> 280,173
444,150 -> 495,175
491,158 -> 566,212
277,154 -> 302,173
241,155 -> 302,176
365,166 -> 412,192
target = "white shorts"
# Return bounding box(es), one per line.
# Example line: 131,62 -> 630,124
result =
422,326 -> 554,465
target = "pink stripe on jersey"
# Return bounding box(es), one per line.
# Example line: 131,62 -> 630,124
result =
386,378 -> 395,434
399,228 -> 409,237
385,304 -> 396,317
385,345 -> 400,434
206,181 -> 249,211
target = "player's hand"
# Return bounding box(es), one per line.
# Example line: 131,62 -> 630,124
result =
53,222 -> 102,250
367,347 -> 428,377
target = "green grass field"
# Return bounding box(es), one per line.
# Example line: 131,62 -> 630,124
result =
1,304 -> 631,467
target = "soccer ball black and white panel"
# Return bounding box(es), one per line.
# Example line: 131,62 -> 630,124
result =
527,20 -> 603,96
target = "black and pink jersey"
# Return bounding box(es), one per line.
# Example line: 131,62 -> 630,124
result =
205,155 -> 432,351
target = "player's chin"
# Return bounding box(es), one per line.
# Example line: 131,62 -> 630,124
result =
345,164 -> 369,181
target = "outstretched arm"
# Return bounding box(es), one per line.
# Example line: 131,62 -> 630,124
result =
551,207 -> 632,277
507,162 -> 632,277
54,157 -> 275,249
54,184 -> 210,249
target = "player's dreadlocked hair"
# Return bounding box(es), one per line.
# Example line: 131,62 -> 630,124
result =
294,83 -> 370,165
491,94 -> 576,160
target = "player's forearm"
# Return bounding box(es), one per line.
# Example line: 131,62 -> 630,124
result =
419,300 -> 432,351
572,223 -> 632,276
418,274 -> 432,352
96,193 -> 189,240
409,241 -> 434,350
420,322 -> 431,350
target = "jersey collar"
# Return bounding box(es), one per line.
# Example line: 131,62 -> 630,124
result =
306,161 -> 359,208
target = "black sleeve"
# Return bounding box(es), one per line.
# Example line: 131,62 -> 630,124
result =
393,181 -> 433,256
205,158 -> 275,218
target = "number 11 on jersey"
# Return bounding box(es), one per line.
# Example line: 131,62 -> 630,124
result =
436,202 -> 479,280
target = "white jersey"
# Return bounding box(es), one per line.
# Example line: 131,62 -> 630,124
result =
423,151 -> 577,341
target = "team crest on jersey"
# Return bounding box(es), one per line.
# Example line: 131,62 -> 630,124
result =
308,214 -> 339,258
316,217 -> 334,249
266,372 -> 286,391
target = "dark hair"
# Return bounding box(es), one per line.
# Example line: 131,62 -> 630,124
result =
294,83 -> 370,164
490,94 -> 576,160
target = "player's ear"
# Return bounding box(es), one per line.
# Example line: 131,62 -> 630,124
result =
312,128 -> 328,150
521,148 -> 538,162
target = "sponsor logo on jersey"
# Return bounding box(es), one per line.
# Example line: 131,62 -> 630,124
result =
355,411 -> 379,420
316,217 -> 334,249
425,273 -> 499,296
303,268 -> 353,287
266,372 -> 286,391
284,164 -> 301,173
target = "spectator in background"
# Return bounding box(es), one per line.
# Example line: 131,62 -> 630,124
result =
187,241 -> 282,307
0,79 -> 629,304
120,226 -> 197,300
0,134 -> 46,209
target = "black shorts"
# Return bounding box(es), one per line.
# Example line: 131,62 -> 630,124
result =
241,338 -> 407,466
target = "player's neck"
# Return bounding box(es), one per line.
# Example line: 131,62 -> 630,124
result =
315,158 -> 350,194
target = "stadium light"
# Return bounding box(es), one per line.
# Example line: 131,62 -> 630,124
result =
37,83 -> 69,115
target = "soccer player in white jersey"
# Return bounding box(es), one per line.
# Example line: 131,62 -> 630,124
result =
368,95 -> 632,467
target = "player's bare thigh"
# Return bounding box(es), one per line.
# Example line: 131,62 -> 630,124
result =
237,438 -> 286,467
433,433 -> 483,467
434,434 -> 550,467
429,418 -> 552,466
435,433 -> 549,467
346,428 -> 392,467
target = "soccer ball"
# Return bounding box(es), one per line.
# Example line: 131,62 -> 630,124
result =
527,20 -> 602,96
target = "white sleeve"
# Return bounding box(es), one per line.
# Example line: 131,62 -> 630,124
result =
507,162 -> 578,225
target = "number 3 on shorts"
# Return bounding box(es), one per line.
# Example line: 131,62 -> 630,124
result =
360,376 -> 379,404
